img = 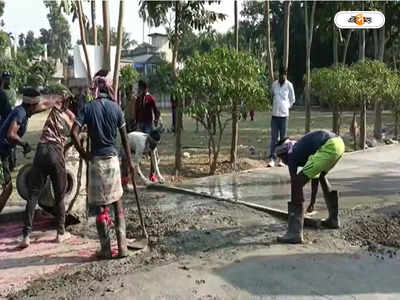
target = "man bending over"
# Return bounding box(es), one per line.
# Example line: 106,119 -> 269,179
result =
275,130 -> 345,244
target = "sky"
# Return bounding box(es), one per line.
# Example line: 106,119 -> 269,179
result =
2,0 -> 241,46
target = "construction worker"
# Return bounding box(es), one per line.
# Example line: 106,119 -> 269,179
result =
71,72 -> 135,259
19,84 -> 75,248
0,87 -> 61,213
275,130 -> 345,244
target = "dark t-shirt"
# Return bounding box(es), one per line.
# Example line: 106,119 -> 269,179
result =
288,130 -> 337,177
0,105 -> 29,156
75,97 -> 125,157
135,93 -> 160,125
0,90 -> 12,123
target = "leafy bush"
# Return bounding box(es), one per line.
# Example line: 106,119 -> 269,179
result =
175,47 -> 268,174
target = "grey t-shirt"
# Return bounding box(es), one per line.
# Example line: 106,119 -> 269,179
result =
288,130 -> 337,177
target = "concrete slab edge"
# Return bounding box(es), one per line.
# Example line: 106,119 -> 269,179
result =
147,184 -> 320,228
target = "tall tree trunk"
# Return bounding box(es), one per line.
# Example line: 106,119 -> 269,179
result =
102,0 -> 111,70
342,29 -> 352,65
333,26 -> 339,66
174,2 -> 182,175
358,30 -> 366,61
230,0 -> 239,164
283,1 -> 291,70
378,4 -> 386,62
360,100 -> 367,149
395,111 -> 399,140
374,101 -> 383,140
332,104 -> 340,135
234,0 -> 238,51
374,5 -> 386,140
265,0 -> 274,81
359,26 -> 366,150
351,112 -> 358,150
77,0 -> 92,83
373,29 -> 378,59
304,1 -> 316,133
112,0 -> 124,100
91,0 -> 97,45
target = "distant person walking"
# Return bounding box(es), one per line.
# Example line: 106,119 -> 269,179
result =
268,67 -> 295,167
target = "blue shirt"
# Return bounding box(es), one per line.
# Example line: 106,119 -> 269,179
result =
75,97 -> 125,157
288,130 -> 336,177
0,105 -> 29,156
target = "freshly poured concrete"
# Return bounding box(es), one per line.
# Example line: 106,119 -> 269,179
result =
179,145 -> 400,216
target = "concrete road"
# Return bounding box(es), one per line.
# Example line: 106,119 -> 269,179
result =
179,145 -> 400,216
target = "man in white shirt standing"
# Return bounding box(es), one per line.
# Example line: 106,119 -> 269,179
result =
268,67 -> 295,167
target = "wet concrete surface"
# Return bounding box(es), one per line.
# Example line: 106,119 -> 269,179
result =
178,145 -> 400,217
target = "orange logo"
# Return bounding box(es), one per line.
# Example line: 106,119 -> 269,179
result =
355,13 -> 365,26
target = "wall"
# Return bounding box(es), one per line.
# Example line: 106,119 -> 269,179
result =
73,45 -> 117,79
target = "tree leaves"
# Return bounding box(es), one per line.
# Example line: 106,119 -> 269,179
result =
311,60 -> 400,111
175,47 -> 269,127
119,65 -> 139,95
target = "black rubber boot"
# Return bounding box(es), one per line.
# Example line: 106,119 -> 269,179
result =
96,218 -> 112,259
277,202 -> 304,244
114,205 -> 128,258
321,190 -> 340,229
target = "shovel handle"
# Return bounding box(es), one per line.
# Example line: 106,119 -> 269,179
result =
130,170 -> 148,239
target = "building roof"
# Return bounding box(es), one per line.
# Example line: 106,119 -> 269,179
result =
122,42 -> 157,58
132,54 -> 154,64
